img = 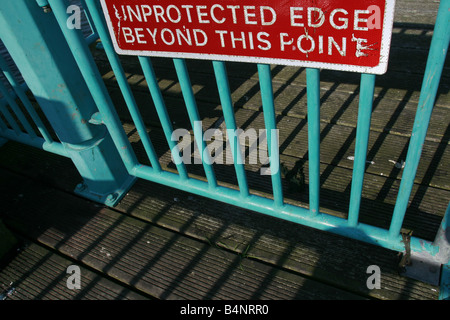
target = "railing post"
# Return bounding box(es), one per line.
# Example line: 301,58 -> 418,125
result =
436,203 -> 450,299
433,203 -> 450,263
0,0 -> 136,206
306,68 -> 321,216
388,0 -> 450,239
347,74 -> 376,227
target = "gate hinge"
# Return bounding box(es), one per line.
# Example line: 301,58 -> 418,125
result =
398,230 -> 412,272
398,230 -> 441,286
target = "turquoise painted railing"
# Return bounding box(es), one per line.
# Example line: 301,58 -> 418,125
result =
0,0 -> 449,299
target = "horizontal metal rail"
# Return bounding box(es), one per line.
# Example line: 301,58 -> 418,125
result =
0,53 -> 68,157
0,127 -> 67,157
0,0 -> 98,157
0,0 -> 448,298
53,0 -> 448,265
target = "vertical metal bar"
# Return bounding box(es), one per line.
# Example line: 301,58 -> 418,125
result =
38,0 -> 97,41
437,203 -> 450,300
1,0 -> 136,206
347,74 -> 376,227
306,68 -> 321,216
0,102 -> 21,134
257,64 -> 283,208
47,0 -> 138,173
0,79 -> 37,138
173,58 -> 217,188
0,109 -> 8,131
440,264 -> 450,300
138,56 -> 189,180
389,0 -> 450,239
35,0 -> 49,9
0,54 -> 54,143
79,0 -> 98,44
212,60 -> 249,197
84,0 -> 161,173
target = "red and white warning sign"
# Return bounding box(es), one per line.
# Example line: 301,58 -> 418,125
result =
100,0 -> 395,74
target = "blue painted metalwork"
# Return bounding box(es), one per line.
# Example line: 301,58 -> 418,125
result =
440,264 -> 450,300
173,58 -> 217,188
0,98 -> 21,135
389,0 -> 450,240
347,74 -> 376,227
82,0 -> 161,173
0,0 -> 136,206
78,0 -> 99,45
88,0 -> 450,268
36,0 -> 98,45
132,163 -> 440,258
258,64 -> 284,208
213,60 -> 250,198
0,128 -> 67,157
138,56 -> 189,180
436,203 -> 450,299
47,0 -> 138,174
0,3 -> 67,157
0,80 -> 37,139
0,0 -> 448,297
35,0 -> 49,9
0,54 -> 54,144
306,68 -> 321,216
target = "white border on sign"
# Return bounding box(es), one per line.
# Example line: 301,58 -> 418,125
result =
99,0 -> 396,75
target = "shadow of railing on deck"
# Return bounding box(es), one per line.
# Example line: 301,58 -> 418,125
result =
0,19 -> 447,300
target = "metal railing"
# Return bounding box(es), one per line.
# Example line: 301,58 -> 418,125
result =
0,0 -> 449,299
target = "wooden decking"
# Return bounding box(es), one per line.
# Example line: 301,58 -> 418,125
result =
0,0 -> 449,300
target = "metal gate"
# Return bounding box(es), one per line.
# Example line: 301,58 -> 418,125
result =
0,0 -> 449,298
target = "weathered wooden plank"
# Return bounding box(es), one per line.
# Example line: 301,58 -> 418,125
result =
227,76 -> 449,141
116,182 -> 441,300
0,0 -> 445,302
96,56 -> 449,143
394,0 -> 440,26
390,27 -> 434,49
1,116 -> 447,242
0,133 -> 445,298
224,107 -> 450,190
111,97 -> 449,192
108,88 -> 221,131
95,51 -> 449,111
0,169 -> 368,300
0,242 -> 148,300
0,219 -> 17,261
121,122 -> 447,241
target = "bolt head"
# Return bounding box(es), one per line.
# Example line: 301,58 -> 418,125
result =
75,183 -> 86,191
106,193 -> 118,203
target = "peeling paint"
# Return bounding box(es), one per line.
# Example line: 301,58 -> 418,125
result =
113,4 -> 124,47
